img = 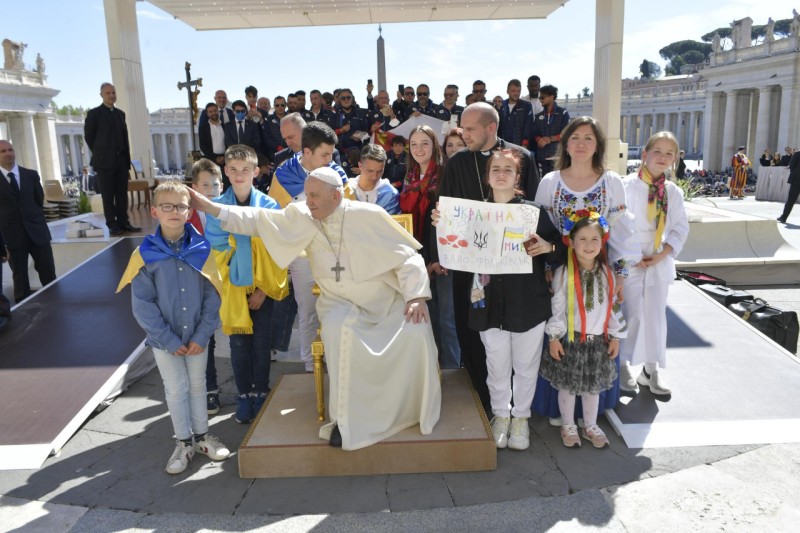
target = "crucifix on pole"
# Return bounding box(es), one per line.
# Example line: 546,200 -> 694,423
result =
177,61 -> 202,152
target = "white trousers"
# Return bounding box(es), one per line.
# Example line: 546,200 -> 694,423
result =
620,264 -> 670,368
289,256 -> 319,371
480,322 -> 545,419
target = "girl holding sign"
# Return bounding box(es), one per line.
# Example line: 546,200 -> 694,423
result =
465,149 -> 562,450
540,213 -> 627,448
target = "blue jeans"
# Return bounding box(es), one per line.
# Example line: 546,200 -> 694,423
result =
270,284 -> 297,352
153,347 -> 209,441
229,298 -> 273,395
204,334 -> 218,392
431,273 -> 461,369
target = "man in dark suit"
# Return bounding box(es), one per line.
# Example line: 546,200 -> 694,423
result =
778,149 -> 800,223
198,89 -> 235,128
84,83 -> 140,235
0,140 -> 56,303
198,102 -> 226,167
224,100 -> 263,156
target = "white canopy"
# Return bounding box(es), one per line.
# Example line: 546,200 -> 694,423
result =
146,0 -> 568,31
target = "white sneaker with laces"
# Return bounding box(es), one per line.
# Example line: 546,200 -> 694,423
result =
194,434 -> 231,461
507,417 -> 530,450
619,361 -> 639,392
581,424 -> 610,448
637,367 -> 671,395
490,416 -> 511,448
165,440 -> 194,474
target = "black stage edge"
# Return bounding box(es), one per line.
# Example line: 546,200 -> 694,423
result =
0,238 -> 145,469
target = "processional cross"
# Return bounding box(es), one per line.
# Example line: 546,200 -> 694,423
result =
177,62 -> 202,151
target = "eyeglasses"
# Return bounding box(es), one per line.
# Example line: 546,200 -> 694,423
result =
417,92 -> 429,97
340,95 -> 353,100
275,103 -> 286,107
473,89 -> 487,94
404,91 -> 414,96
444,93 -> 456,98
158,203 -> 190,214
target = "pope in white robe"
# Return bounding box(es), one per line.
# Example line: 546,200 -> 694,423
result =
191,167 -> 441,450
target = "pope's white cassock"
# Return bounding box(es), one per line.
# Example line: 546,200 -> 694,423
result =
216,198 -> 441,450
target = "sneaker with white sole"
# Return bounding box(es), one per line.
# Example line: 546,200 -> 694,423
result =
549,417 -> 563,427
165,440 -> 194,474
619,361 -> 638,392
507,417 -> 530,450
206,392 -> 220,415
581,424 -> 610,448
560,424 -> 581,448
637,367 -> 671,395
194,434 -> 230,461
490,416 -> 511,448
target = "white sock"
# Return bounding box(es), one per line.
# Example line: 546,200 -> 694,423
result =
558,389 -> 576,426
644,362 -> 658,374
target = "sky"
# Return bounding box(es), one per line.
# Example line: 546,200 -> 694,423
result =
6,0 -> 796,112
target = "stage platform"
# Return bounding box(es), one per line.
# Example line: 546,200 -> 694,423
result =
676,202 -> 800,285
238,369 -> 496,478
607,279 -> 800,448
0,238 -> 148,470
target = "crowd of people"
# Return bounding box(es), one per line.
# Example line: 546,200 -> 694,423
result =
2,77 -> 698,474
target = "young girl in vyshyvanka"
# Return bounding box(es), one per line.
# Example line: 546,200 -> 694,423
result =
619,131 -> 689,396
540,213 -> 626,448
463,149 -> 563,451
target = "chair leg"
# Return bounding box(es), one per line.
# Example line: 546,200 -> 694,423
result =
312,330 -> 325,421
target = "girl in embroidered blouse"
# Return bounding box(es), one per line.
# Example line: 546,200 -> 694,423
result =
540,214 -> 626,449
619,131 -> 689,397
532,116 -> 639,424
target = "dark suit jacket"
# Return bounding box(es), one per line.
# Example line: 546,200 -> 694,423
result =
198,107 -> 234,128
224,119 -> 263,155
198,120 -> 226,161
788,152 -> 800,184
84,104 -> 131,170
0,167 -> 51,248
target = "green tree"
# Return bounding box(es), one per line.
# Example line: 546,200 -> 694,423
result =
701,27 -> 732,43
659,40 -> 712,61
639,59 -> 662,79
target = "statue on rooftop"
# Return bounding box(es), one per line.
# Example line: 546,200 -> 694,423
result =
35,53 -> 44,74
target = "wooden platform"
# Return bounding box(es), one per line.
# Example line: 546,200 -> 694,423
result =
238,369 -> 496,478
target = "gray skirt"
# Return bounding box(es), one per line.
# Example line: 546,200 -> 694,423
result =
540,336 -> 618,395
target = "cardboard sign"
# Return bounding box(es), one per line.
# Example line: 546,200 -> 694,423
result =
436,197 -> 540,274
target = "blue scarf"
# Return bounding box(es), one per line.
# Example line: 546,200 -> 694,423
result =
205,186 -> 278,287
139,223 -> 210,273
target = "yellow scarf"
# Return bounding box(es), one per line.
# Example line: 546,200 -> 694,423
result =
639,166 -> 668,251
213,234 -> 289,335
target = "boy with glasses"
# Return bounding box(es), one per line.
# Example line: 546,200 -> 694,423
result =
118,182 -> 229,474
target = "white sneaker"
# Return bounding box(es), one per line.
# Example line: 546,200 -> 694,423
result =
165,440 -> 194,474
194,434 -> 231,461
549,417 -> 563,427
619,361 -> 639,392
490,416 -> 511,448
507,417 -> 530,450
637,368 -> 672,395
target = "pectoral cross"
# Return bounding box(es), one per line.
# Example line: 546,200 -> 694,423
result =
331,262 -> 345,282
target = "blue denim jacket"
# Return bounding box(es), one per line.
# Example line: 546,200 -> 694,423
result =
131,235 -> 221,353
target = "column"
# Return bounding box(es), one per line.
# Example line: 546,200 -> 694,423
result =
776,83 -> 798,152
687,111 -> 697,155
69,135 -> 81,176
172,134 -> 181,171
702,92 -> 723,170
592,0 -> 626,174
160,134 -> 169,171
695,111 -> 704,158
720,90 -> 739,170
7,113 -> 40,172
103,0 -> 153,177
626,115 -> 634,145
150,134 -> 157,171
33,114 -> 61,181
675,113 -> 683,148
638,115 -> 647,146
57,134 -> 68,175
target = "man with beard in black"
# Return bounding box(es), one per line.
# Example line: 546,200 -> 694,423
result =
429,102 -> 540,408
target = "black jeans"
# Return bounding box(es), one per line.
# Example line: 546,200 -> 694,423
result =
780,178 -> 800,221
96,159 -> 130,229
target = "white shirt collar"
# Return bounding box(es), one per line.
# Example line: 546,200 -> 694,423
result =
1,164 -> 20,182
